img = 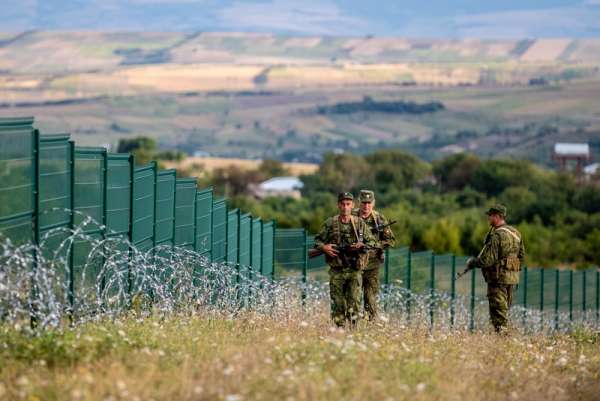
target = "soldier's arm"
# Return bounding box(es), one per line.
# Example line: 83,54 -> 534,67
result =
475,233 -> 501,269
380,214 -> 396,248
313,219 -> 331,251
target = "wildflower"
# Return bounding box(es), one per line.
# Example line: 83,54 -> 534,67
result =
415,383 -> 426,392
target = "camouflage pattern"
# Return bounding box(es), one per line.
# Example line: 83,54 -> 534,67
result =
487,283 -> 514,332
329,268 -> 363,326
474,223 -> 525,332
353,209 -> 396,321
314,215 -> 376,326
474,224 -> 524,285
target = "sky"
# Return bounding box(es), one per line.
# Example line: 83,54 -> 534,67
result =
1,0 -> 600,37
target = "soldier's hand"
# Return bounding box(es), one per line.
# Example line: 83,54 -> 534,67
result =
351,242 -> 365,249
322,244 -> 339,257
466,257 -> 476,269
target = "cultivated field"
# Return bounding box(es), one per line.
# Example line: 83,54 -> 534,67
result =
1,32 -> 600,163
1,314 -> 599,401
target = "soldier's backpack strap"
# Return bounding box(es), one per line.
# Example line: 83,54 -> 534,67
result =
349,215 -> 362,242
495,226 -> 521,243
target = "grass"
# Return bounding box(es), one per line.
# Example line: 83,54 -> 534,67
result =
1,313 -> 599,401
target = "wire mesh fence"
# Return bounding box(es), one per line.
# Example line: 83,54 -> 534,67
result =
0,116 -> 598,330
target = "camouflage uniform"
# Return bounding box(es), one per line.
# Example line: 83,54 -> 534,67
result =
314,194 -> 377,327
472,205 -> 525,332
353,190 -> 395,321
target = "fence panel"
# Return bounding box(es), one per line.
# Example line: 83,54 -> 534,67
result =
239,213 -> 251,267
37,134 -> 72,260
251,218 -> 262,278
211,198 -> 227,262
0,117 -> 36,244
131,162 -> 156,252
226,209 -> 239,265
72,147 -> 106,294
261,221 -> 274,279
275,228 -> 305,279
105,154 -> 131,239
174,178 -> 196,250
154,170 -> 176,247
195,188 -> 213,258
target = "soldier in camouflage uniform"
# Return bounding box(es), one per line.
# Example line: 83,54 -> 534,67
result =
353,190 -> 395,321
314,192 -> 377,327
467,204 -> 525,333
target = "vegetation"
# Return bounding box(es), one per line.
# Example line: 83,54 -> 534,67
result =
210,150 -> 600,268
316,96 -> 445,115
1,314 -> 598,401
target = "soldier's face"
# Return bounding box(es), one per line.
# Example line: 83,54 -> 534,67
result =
360,201 -> 373,215
338,200 -> 353,216
487,213 -> 500,226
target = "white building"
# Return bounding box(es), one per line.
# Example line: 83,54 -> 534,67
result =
250,176 -> 304,199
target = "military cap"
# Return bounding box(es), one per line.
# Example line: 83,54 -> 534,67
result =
359,189 -> 375,203
338,192 -> 354,201
486,204 -> 507,217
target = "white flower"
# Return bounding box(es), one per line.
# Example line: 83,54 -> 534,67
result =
415,383 -> 426,392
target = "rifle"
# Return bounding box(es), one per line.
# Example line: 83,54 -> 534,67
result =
456,257 -> 476,279
374,219 -> 397,237
456,226 -> 494,279
308,243 -> 382,259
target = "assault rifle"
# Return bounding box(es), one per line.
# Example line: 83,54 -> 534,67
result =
307,219 -> 397,259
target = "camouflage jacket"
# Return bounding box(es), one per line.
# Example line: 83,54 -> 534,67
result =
353,209 -> 395,266
474,224 -> 525,285
314,214 -> 377,270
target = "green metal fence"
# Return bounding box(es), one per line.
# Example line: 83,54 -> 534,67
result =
0,117 -> 276,311
1,116 -> 598,328
275,228 -> 600,329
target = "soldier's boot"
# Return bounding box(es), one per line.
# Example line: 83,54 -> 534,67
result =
362,267 -> 380,321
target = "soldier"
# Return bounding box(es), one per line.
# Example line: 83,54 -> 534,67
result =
314,192 -> 377,327
353,190 -> 395,321
467,204 -> 525,333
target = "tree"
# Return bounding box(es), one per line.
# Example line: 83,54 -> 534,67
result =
433,153 -> 481,191
422,218 -> 462,254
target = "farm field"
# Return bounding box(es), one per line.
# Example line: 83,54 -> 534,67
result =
1,314 -> 599,401
1,32 -> 600,163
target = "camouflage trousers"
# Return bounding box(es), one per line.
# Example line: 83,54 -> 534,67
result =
487,283 -> 514,332
329,267 -> 362,327
362,264 -> 381,321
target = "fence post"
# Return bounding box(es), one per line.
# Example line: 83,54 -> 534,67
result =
100,149 -> 108,294
596,269 -> 599,323
554,269 -> 560,331
68,140 -> 75,313
540,268 -> 545,329
569,270 -> 574,322
272,222 -> 276,281
582,269 -> 587,316
302,229 -> 307,305
470,267 -> 476,332
450,255 -> 456,327
384,248 -> 389,286
522,267 -> 528,327
30,129 -> 40,328
429,252 -> 435,328
406,249 -> 412,321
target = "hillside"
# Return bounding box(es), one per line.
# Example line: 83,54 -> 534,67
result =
1,32 -> 600,163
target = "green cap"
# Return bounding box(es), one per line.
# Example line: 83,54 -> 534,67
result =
359,189 -> 375,203
486,204 -> 507,217
338,192 -> 354,201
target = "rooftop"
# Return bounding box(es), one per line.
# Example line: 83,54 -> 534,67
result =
554,143 -> 590,156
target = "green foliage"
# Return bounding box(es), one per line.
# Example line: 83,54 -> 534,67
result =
317,96 -> 445,115
204,148 -> 600,267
